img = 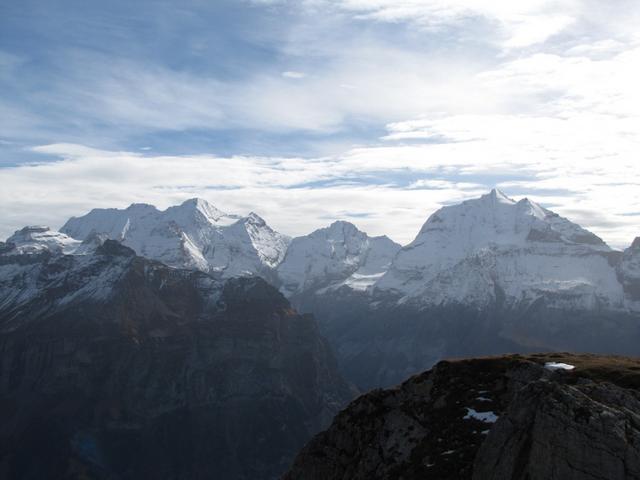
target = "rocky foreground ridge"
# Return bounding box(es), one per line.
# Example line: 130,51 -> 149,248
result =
285,353 -> 640,480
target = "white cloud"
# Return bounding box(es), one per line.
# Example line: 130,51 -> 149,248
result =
337,0 -> 580,48
1,138 -> 638,249
282,71 -> 307,79
0,144 -> 457,244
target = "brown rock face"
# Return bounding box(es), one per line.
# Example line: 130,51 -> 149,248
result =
0,242 -> 355,479
284,354 -> 640,480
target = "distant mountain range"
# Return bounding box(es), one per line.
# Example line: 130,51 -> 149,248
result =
2,189 -> 640,478
60,198 -> 289,284
17,189 -> 633,314
9,189 -> 638,388
278,190 -> 640,388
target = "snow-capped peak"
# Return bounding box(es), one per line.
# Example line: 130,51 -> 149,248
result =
125,202 -> 156,212
60,199 -> 288,278
486,188 -> 512,204
164,198 -> 238,226
244,212 -> 267,227
325,220 -> 364,237
376,190 -> 622,309
416,189 -> 607,250
277,221 -> 400,296
5,226 -> 80,255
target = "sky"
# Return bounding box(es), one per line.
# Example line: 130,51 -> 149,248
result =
1,0 -> 639,247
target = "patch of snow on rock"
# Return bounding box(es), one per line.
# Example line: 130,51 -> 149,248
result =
544,362 -> 575,371
463,408 -> 499,423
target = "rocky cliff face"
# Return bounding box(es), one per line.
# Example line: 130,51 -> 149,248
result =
0,241 -> 354,480
284,353 -> 640,480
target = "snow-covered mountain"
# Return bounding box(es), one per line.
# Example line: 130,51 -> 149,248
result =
5,225 -> 81,255
277,221 -> 400,297
60,198 -> 290,280
283,190 -> 640,389
277,190 -> 632,313
0,238 -> 138,324
4,191 -> 637,318
3,190 -> 640,390
620,237 -> 640,309
375,189 -> 626,311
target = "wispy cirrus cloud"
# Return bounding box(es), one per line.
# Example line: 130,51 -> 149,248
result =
338,0 -> 577,47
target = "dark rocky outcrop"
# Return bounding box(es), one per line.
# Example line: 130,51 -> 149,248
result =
284,353 -> 640,480
474,378 -> 640,479
0,245 -> 355,479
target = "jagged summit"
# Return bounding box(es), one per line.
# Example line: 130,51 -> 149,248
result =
12,225 -> 50,234
9,225 -> 54,241
483,187 -> 512,203
5,225 -> 80,255
323,220 -> 394,241
165,198 -> 236,225
373,189 -> 620,309
179,197 -> 214,210
244,211 -> 267,226
124,202 -> 157,212
328,220 -> 359,230
277,220 -> 400,296
418,189 -> 605,248
60,198 -> 288,278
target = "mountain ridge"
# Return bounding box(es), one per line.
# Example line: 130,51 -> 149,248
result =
60,198 -> 289,281
0,238 -> 355,479
4,191 -> 639,389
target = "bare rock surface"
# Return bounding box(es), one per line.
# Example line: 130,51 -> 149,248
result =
285,353 -> 640,480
